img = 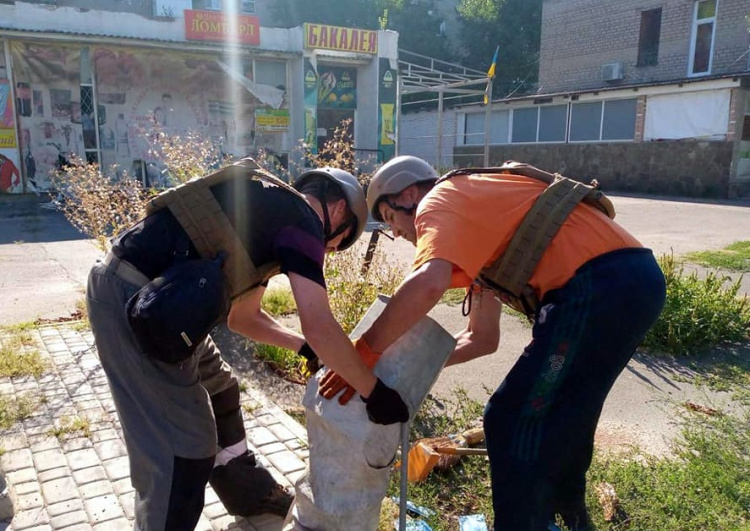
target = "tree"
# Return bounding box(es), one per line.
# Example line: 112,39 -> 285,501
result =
269,0 -> 385,29
456,0 -> 542,98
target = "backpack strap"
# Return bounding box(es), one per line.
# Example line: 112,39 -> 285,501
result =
145,158 -> 294,299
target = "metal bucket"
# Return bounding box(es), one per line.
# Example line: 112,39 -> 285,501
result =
285,295 -> 456,530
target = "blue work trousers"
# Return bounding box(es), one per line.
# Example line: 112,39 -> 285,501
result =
484,248 -> 666,531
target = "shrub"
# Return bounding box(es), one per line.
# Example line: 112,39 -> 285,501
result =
50,157 -> 147,251
325,244 -> 406,334
643,254 -> 750,356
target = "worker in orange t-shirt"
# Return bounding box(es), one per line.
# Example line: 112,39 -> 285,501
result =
319,155 -> 666,531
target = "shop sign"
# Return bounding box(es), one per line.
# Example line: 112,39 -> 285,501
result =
185,10 -> 260,45
255,108 -> 290,132
0,80 -> 17,148
304,23 -> 377,54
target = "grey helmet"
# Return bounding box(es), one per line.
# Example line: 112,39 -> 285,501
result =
366,156 -> 438,222
294,167 -> 368,251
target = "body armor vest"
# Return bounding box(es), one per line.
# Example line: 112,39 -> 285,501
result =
145,158 -> 306,300
438,161 -> 616,318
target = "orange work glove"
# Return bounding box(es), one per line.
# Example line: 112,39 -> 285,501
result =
318,337 -> 380,405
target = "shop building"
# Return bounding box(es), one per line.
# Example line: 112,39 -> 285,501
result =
0,0 -> 398,194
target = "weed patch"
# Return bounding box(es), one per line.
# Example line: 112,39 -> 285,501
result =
253,343 -> 306,384
0,336 -> 47,379
261,288 -> 297,317
685,240 -> 750,272
587,411 -> 750,530
0,394 -> 39,429
47,416 -> 91,439
382,388 -> 750,530
643,254 -> 750,356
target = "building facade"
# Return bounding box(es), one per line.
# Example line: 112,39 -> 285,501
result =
0,0 -> 398,194
448,0 -> 750,198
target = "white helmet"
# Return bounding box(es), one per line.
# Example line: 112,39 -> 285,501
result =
366,156 -> 438,222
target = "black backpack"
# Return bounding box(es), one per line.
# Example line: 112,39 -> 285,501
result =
126,252 -> 229,364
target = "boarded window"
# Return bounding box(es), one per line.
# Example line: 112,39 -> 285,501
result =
637,8 -> 661,67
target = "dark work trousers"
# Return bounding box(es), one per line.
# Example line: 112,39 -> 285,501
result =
484,248 -> 666,531
86,253 -> 253,530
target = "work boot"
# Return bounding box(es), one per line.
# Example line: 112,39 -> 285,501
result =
209,451 -> 283,517
257,483 -> 294,518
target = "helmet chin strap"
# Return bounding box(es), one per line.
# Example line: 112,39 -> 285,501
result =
314,180 -> 343,245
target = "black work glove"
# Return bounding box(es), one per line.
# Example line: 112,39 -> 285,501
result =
298,342 -> 321,379
361,378 -> 409,425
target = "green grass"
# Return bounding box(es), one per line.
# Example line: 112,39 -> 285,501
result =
47,415 -> 91,439
253,343 -> 305,383
0,394 -> 39,429
440,288 -> 466,306
261,287 -> 297,317
0,334 -> 47,379
685,241 -> 750,272
643,253 -> 750,356
380,389 -> 750,531
586,411 -> 750,530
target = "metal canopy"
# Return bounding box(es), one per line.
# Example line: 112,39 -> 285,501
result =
397,49 -> 492,165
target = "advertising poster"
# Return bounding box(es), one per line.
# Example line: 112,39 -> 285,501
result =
317,66 -> 356,109
255,108 -> 290,132
0,80 -> 17,149
303,58 -> 318,154
10,42 -> 83,191
378,58 -> 397,161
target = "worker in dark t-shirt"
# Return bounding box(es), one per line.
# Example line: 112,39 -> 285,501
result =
86,159 -> 408,531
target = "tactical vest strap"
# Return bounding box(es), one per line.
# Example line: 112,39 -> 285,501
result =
441,161 -> 615,220
438,161 -> 615,317
145,158 -> 295,299
479,175 -> 591,315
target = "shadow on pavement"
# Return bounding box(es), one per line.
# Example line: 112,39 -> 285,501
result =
0,194 -> 90,244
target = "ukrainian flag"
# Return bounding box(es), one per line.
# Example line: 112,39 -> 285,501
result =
484,46 -> 499,105
487,45 -> 499,79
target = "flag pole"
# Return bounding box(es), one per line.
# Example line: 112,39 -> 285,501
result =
483,77 -> 492,166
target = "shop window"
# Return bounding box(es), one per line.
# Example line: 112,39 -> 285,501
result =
511,107 -> 537,143
602,99 -> 637,140
538,105 -> 567,142
689,0 -> 716,76
464,113 -> 484,145
637,8 -> 661,67
569,102 -> 602,142
255,60 -> 286,89
490,110 -> 510,144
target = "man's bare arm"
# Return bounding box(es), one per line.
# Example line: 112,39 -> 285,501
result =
289,272 -> 377,397
362,259 -> 453,353
227,285 -> 305,352
446,288 -> 502,366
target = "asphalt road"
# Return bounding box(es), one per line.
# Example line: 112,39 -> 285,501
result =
1,192 -> 749,456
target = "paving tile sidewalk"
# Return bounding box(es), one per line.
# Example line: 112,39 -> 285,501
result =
0,324 -> 310,531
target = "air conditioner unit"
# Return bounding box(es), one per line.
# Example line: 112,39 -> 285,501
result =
601,62 -> 624,82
